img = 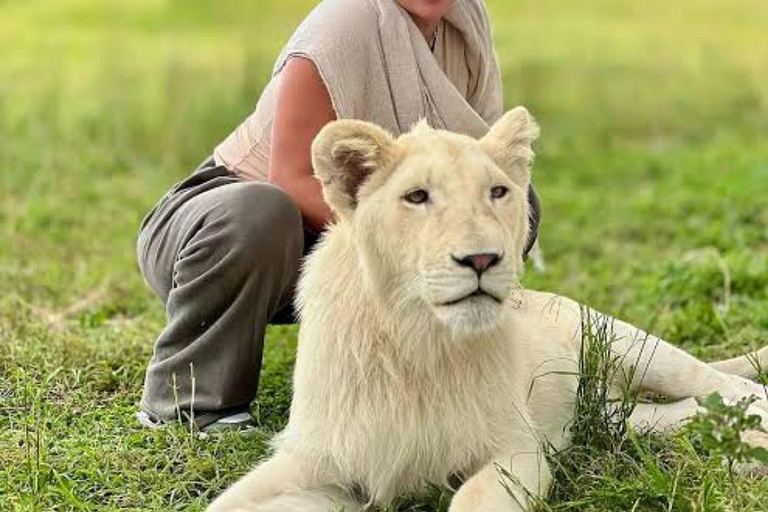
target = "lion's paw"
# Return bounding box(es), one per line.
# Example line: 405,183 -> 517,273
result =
733,430 -> 768,477
725,376 -> 768,403
734,461 -> 768,478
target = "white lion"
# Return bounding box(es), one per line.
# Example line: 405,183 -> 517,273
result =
207,107 -> 768,512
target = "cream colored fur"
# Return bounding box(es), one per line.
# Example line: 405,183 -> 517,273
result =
207,107 -> 768,512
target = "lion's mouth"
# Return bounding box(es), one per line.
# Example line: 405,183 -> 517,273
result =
440,288 -> 502,307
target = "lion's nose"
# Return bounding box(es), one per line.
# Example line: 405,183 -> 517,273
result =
452,252 -> 502,275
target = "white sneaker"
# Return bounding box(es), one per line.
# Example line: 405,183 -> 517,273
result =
136,410 -> 257,433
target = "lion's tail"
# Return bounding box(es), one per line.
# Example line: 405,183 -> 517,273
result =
710,346 -> 768,379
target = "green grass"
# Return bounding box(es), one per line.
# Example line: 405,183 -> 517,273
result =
1,0 -> 768,510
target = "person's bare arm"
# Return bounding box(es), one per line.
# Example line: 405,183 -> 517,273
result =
268,57 -> 336,233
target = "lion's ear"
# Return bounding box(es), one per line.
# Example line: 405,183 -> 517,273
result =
480,106 -> 540,189
312,120 -> 396,216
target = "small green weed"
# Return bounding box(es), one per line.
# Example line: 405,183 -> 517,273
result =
687,393 -> 768,509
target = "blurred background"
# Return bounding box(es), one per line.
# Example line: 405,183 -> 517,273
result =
1,0 -> 768,510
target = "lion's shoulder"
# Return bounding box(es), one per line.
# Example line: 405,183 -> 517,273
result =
506,289 -> 584,351
512,290 -> 581,321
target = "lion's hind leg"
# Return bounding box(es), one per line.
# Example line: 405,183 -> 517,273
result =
710,346 -> 768,379
630,397 -> 768,433
629,398 -> 768,475
606,316 -> 768,408
206,451 -> 356,512
628,398 -> 701,434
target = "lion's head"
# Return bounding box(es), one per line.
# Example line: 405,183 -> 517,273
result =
310,107 -> 539,336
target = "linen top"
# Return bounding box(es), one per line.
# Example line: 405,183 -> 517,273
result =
213,0 -> 503,181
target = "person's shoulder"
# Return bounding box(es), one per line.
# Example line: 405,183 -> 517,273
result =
452,0 -> 493,32
461,0 -> 492,19
292,0 -> 378,49
274,0 -> 380,114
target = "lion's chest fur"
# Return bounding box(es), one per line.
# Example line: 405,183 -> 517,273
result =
281,327 -> 525,501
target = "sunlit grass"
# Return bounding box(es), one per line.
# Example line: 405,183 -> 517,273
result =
1,0 -> 767,510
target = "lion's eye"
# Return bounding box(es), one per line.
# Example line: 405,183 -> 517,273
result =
490,185 -> 509,199
403,189 -> 429,205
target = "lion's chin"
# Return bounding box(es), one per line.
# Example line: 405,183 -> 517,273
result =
432,295 -> 504,337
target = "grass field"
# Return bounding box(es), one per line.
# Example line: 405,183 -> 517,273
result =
2,0 -> 768,510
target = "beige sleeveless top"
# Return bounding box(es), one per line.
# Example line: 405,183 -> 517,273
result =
214,0 -> 503,181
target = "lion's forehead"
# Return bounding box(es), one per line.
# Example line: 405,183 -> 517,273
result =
390,137 -> 500,189
399,131 -> 488,163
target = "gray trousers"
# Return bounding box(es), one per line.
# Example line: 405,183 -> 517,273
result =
137,158 -> 314,426
137,158 -> 540,427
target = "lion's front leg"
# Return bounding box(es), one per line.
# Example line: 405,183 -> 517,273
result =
206,450 -> 355,512
449,446 -> 552,512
